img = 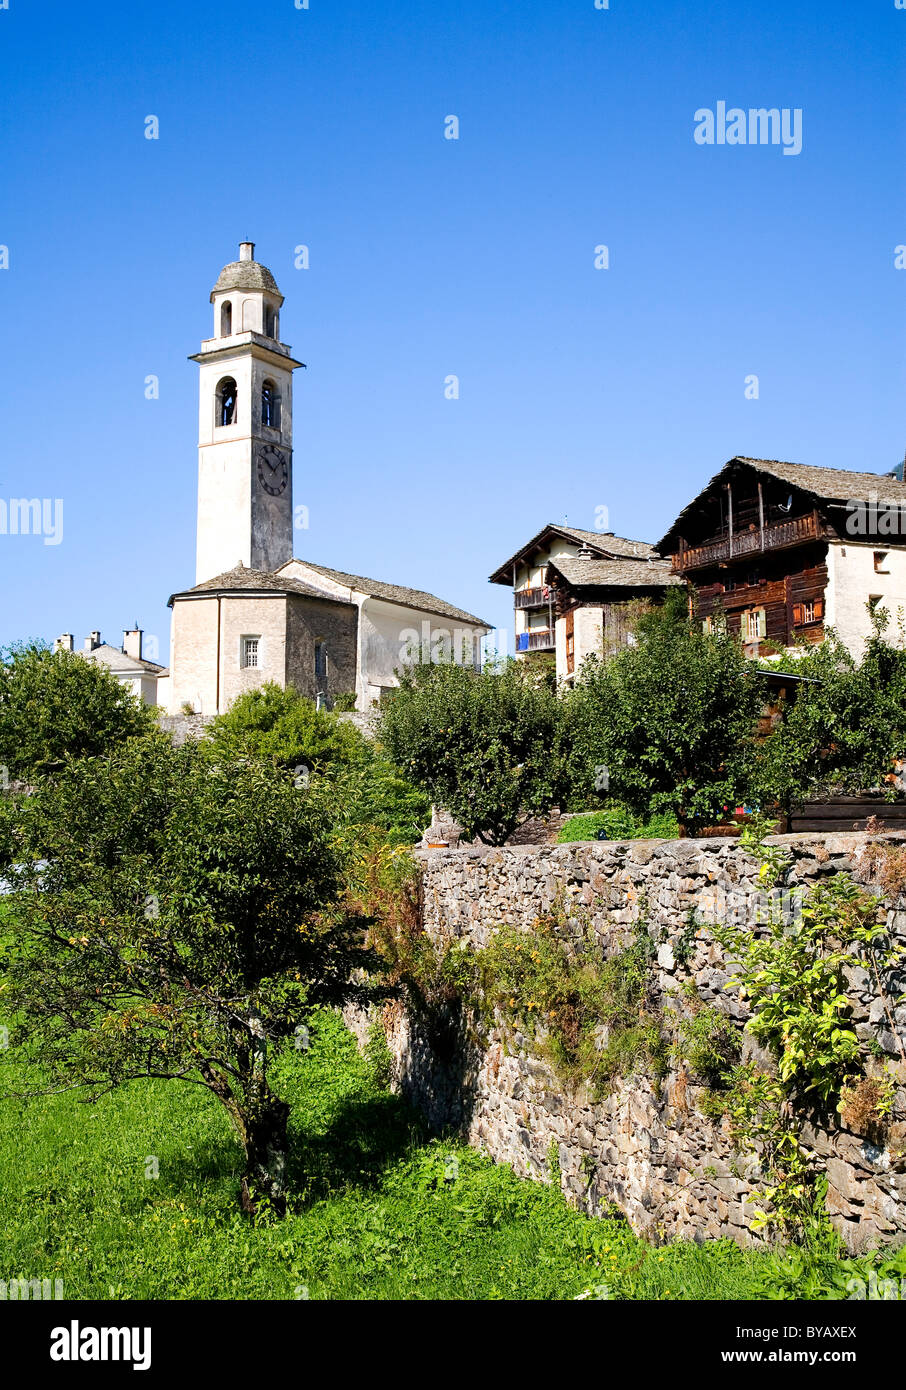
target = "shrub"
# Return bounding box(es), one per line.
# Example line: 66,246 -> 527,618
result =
378,659 -> 567,846
0,641 -> 156,782
563,589 -> 764,832
753,609 -> 906,809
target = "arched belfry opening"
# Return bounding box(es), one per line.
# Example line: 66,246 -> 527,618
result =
216,376 -> 238,428
220,300 -> 232,337
261,379 -> 280,429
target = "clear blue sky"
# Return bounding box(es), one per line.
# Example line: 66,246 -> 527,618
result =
1,0 -> 904,661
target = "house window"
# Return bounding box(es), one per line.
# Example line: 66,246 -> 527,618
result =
874,551 -> 890,573
314,641 -> 328,680
743,608 -> 766,641
869,595 -> 883,614
242,637 -> 260,668
261,380 -> 280,428
792,599 -> 824,626
216,377 -> 238,427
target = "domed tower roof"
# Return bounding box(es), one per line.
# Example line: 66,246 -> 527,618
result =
210,242 -> 283,303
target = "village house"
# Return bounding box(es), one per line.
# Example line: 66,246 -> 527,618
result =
489,523 -> 675,682
655,455 -> 906,659
543,553 -> 681,685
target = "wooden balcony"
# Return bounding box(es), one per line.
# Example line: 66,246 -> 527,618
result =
514,586 -> 551,609
516,629 -> 555,652
673,511 -> 822,573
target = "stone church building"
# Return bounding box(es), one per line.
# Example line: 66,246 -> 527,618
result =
165,243 -> 489,715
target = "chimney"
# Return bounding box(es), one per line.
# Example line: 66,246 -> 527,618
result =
239,241 -> 254,262
84,631 -> 101,651
123,628 -> 143,661
54,634 -> 74,653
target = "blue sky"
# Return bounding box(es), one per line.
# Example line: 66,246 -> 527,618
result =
0,0 -> 904,660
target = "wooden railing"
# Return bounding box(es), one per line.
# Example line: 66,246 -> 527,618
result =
516,630 -> 555,652
673,512 -> 821,572
514,586 -> 551,609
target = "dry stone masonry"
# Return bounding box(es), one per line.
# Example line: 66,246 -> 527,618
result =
351,832 -> 906,1253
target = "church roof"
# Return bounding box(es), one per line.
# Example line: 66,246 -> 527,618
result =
211,260 -> 281,300
284,560 -> 491,628
168,565 -> 356,607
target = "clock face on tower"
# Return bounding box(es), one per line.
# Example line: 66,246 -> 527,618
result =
256,444 -> 289,497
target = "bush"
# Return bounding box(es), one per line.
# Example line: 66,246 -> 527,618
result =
0,641 -> 156,782
378,659 -> 567,846
206,683 -> 429,846
563,590 -> 763,832
206,682 -> 366,771
754,610 -> 906,808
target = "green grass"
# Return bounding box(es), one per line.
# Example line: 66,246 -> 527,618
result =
558,808 -> 681,844
0,1008 -> 902,1300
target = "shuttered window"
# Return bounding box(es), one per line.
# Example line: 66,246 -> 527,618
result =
743,608 -> 766,641
792,598 -> 823,626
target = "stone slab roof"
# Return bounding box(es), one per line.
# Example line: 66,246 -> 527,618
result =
546,556 -> 682,589
211,260 -> 281,300
168,565 -> 356,608
656,456 -> 906,552
489,523 -> 656,584
83,645 -> 166,675
289,560 -> 491,628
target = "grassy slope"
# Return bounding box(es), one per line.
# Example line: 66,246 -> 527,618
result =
0,1008 -> 900,1301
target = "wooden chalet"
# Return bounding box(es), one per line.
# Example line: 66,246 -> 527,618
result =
656,456 -> 906,657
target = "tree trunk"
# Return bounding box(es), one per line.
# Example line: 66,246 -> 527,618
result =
239,1088 -> 290,1217
238,1008 -> 289,1217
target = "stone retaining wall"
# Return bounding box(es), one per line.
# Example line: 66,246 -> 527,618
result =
352,832 -> 906,1253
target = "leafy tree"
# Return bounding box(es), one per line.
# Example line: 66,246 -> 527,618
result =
0,737 -> 387,1215
754,609 -> 906,810
206,681 -> 365,771
564,588 -> 763,832
0,642 -> 155,782
378,659 -> 566,845
206,682 -> 429,844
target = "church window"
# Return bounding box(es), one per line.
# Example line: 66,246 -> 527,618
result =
216,378 -> 238,427
314,641 -> 328,680
264,304 -> 277,337
242,636 -> 260,668
261,380 -> 280,429
220,301 -> 232,336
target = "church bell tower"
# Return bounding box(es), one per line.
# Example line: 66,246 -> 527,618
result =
192,242 -> 303,583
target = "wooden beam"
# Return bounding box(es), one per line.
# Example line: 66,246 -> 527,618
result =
727,482 -> 734,558
758,480 -> 765,551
